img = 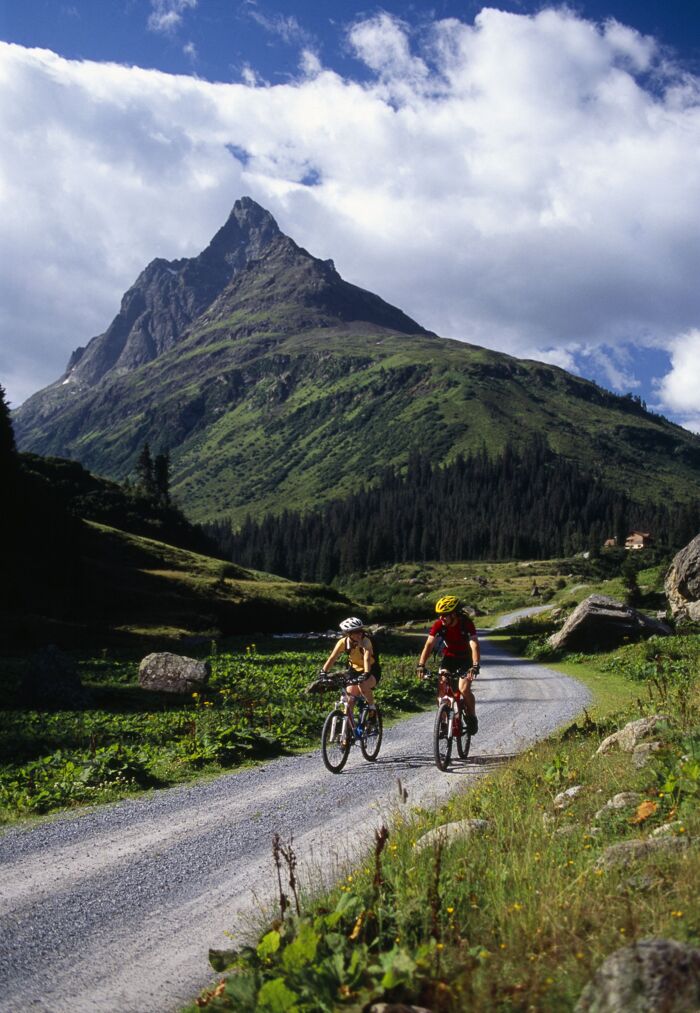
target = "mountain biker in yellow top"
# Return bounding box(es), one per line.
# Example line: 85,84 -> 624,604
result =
319,617 -> 378,716
417,596 -> 481,734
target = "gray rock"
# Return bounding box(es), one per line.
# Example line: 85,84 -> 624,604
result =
665,534 -> 700,624
650,821 -> 685,838
139,652 -> 211,694
594,792 -> 643,821
575,937 -> 700,1012
415,819 -> 490,852
548,595 -> 672,653
596,716 -> 669,755
18,645 -> 91,709
595,834 -> 692,869
553,785 -> 585,810
632,741 -> 663,768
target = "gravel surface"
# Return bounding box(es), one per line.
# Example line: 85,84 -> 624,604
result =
0,630 -> 590,1013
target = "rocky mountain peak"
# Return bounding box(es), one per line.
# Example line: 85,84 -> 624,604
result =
201,197 -> 282,270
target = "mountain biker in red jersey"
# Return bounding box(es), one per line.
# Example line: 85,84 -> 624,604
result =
416,596 -> 481,734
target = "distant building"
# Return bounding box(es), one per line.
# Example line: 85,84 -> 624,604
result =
603,537 -> 618,548
625,531 -> 653,550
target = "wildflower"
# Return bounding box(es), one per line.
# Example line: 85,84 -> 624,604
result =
671,911 -> 684,918
447,906 -> 454,914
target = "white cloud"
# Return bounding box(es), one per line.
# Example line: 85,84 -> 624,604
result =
1,5 -> 700,429
656,331 -> 700,428
148,0 -> 197,35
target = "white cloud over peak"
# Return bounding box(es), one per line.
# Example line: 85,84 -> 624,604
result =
1,6 -> 700,433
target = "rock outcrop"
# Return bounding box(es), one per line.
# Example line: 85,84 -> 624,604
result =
139,652 -> 210,694
665,533 -> 700,623
575,938 -> 700,1011
596,715 -> 669,755
548,595 -> 671,652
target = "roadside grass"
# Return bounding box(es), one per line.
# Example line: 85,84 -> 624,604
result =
0,635 -> 430,825
186,632 -> 700,1012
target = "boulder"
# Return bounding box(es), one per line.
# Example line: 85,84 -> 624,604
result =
547,595 -> 671,653
575,938 -> 700,1012
18,645 -> 91,709
139,652 -> 211,694
596,716 -> 669,755
665,533 -> 700,623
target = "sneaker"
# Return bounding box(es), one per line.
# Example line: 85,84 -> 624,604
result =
466,714 -> 478,735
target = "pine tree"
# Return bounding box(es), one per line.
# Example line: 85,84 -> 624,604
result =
153,451 -> 171,505
0,383 -> 17,467
135,442 -> 156,498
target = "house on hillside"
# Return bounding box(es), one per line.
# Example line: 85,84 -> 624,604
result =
603,537 -> 618,548
625,531 -> 653,550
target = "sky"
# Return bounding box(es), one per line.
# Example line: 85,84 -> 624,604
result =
1,1 -> 700,434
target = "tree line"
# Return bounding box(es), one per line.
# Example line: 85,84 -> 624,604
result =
207,439 -> 700,583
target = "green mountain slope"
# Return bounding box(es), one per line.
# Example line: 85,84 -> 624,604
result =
14,199 -> 700,524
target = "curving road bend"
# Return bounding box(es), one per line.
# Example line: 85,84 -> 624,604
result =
0,631 -> 589,1013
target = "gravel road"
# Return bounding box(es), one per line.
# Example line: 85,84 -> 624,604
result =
0,631 -> 589,1013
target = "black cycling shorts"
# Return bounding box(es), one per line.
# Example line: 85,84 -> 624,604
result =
439,656 -> 471,677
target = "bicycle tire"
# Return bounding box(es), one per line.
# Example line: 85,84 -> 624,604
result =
321,708 -> 351,773
434,701 -> 453,771
455,706 -> 471,759
360,707 -> 383,761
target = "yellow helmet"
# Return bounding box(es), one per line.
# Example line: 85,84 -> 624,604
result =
435,595 -> 460,615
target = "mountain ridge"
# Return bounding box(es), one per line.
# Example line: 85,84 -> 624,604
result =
14,198 -> 700,524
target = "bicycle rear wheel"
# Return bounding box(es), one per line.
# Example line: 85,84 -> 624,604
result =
321,708 -> 351,773
434,701 -> 453,771
455,706 -> 471,759
360,707 -> 383,761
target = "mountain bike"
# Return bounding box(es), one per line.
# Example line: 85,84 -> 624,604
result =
425,667 -> 472,771
318,671 -> 383,773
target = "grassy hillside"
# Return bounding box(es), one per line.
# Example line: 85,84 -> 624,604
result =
3,520 -> 351,649
16,328 -> 700,527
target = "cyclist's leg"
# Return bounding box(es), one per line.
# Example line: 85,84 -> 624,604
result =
358,673 -> 377,707
458,666 -> 478,734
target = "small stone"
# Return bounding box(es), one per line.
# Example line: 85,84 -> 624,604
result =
414,819 -> 490,852
553,785 -> 584,810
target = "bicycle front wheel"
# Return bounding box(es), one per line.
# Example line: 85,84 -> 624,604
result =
360,707 -> 383,761
456,707 -> 471,759
434,701 -> 453,771
321,709 -> 351,773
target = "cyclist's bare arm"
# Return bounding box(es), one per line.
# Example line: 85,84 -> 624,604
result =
417,635 -> 435,675
320,639 -> 345,674
470,636 -> 480,671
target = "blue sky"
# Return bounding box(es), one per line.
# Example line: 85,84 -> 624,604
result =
2,1 -> 700,433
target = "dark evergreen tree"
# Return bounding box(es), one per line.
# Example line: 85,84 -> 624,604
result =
135,442 -> 156,499
153,451 -> 171,505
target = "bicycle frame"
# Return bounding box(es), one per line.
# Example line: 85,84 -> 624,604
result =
429,667 -> 472,769
331,686 -> 370,745
438,676 -> 464,737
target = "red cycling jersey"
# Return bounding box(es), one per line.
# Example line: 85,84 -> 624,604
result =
429,616 -> 477,657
